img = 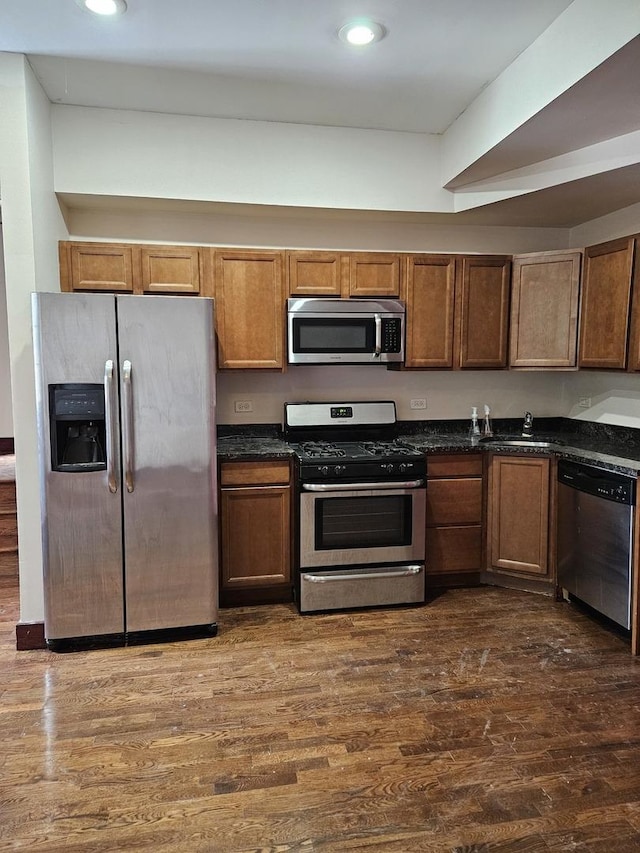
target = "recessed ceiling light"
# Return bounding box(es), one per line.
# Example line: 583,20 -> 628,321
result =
76,0 -> 127,16
338,20 -> 386,47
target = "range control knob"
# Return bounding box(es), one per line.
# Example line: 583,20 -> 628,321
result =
319,465 -> 329,476
398,462 -> 409,473
382,463 -> 395,473
333,465 -> 346,476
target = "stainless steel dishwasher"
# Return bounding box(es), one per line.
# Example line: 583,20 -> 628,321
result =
557,459 -> 635,629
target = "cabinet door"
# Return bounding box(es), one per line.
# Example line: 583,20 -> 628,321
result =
287,251 -> 345,296
510,251 -> 581,368
349,253 -> 401,297
140,246 -> 203,294
214,250 -> 285,369
404,255 -> 456,368
488,455 -> 550,577
457,256 -> 511,368
623,240 -> 640,372
220,485 -> 291,589
578,238 -> 635,369
63,242 -> 136,292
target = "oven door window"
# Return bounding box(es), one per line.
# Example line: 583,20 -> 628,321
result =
315,493 -> 412,550
293,317 -> 375,354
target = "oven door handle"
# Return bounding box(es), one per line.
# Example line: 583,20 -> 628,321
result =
302,479 -> 425,492
302,565 -> 424,583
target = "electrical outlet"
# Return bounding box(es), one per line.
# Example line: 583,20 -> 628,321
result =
578,397 -> 592,409
234,400 -> 253,413
410,398 -> 427,410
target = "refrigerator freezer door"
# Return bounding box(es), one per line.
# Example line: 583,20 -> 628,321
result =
32,292 -> 124,640
116,295 -> 218,632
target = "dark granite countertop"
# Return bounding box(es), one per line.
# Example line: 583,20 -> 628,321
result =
216,418 -> 640,475
397,417 -> 640,475
217,425 -> 294,461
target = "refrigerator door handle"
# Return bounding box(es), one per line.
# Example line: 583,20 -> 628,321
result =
122,359 -> 135,493
104,359 -> 118,494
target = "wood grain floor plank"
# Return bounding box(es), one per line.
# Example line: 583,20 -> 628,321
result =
2,582 -> 640,851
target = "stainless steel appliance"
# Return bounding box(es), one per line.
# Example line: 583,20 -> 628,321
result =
287,298 -> 405,365
285,401 -> 426,613
557,459 -> 635,629
32,292 -> 218,649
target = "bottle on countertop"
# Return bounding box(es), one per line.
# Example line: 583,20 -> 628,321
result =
483,404 -> 493,437
469,406 -> 481,444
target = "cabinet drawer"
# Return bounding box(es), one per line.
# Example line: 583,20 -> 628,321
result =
427,454 -> 482,478
427,477 -> 482,525
0,482 -> 16,513
220,460 -> 291,486
426,526 -> 482,574
0,513 -> 18,550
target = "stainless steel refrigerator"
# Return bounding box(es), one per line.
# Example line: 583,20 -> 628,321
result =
32,292 -> 218,649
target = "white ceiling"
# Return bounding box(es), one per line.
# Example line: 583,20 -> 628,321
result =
1,0 -> 640,227
1,0 -> 575,134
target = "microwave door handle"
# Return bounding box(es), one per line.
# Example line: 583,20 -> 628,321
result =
374,314 -> 382,356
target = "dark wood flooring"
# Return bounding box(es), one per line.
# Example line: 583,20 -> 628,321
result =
1,578 -> 640,851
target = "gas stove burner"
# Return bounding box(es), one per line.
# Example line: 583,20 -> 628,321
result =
361,441 -> 415,457
299,441 -> 347,459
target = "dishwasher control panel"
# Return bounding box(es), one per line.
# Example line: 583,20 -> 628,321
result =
558,459 -> 635,505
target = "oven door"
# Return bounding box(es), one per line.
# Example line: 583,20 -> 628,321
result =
300,482 -> 425,568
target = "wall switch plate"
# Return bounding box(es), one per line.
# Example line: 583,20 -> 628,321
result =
410,398 -> 427,410
234,400 -> 253,413
578,397 -> 592,409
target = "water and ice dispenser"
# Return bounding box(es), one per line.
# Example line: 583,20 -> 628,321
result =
48,384 -> 107,472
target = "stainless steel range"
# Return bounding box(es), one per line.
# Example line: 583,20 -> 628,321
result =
285,401 -> 426,614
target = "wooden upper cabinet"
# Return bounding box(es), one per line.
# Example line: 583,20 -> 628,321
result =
578,237 -> 635,369
510,250 -> 581,369
61,242 -> 135,292
60,241 -> 211,295
287,250 -> 345,296
214,249 -> 285,369
404,254 -> 456,367
457,255 -> 511,369
349,253 -> 401,297
140,246 -> 203,294
623,239 -> 640,372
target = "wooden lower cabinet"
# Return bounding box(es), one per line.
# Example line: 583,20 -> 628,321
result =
219,460 -> 292,605
0,481 -> 18,579
426,453 -> 483,584
485,454 -> 554,589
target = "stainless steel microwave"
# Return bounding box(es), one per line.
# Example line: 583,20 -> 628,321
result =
287,298 -> 405,365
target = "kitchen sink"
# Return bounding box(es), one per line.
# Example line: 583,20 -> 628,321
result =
479,436 -> 565,448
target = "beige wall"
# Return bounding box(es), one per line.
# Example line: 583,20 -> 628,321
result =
0,54 -> 67,624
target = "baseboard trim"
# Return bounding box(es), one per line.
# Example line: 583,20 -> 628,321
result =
16,621 -> 46,650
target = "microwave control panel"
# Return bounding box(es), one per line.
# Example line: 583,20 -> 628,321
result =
382,318 -> 402,352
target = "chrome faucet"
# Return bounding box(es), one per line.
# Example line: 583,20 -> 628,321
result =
522,411 -> 534,438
